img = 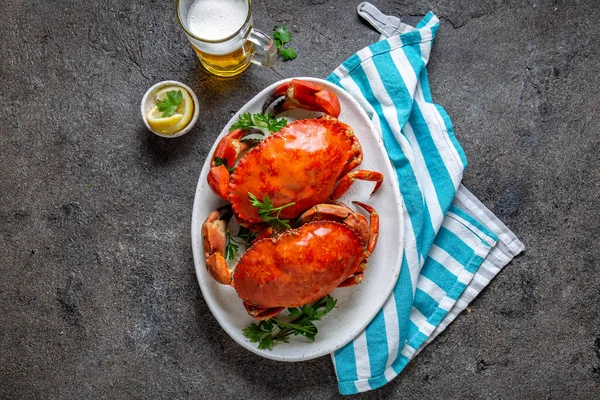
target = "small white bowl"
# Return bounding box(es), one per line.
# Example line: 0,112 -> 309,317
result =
141,80 -> 200,138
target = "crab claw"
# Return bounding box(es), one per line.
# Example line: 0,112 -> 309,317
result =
202,205 -> 234,285
207,128 -> 253,200
262,79 -> 341,117
243,303 -> 286,321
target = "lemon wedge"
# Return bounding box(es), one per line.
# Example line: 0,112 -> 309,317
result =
146,86 -> 194,135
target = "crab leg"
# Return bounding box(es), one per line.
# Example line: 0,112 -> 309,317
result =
243,303 -> 286,321
338,272 -> 364,288
262,79 -> 341,117
296,203 -> 354,223
298,201 -> 379,254
297,203 -> 369,245
250,226 -> 277,244
353,201 -> 380,255
337,202 -> 379,288
338,130 -> 364,177
202,205 -> 234,285
207,128 -> 253,200
331,170 -> 384,200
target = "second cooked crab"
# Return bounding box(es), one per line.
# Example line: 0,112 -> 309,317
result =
202,201 -> 380,320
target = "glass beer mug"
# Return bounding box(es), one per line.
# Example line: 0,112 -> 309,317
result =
176,0 -> 276,77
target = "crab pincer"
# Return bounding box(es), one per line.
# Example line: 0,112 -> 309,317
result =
262,79 -> 341,117
202,205 -> 234,285
207,128 -> 255,200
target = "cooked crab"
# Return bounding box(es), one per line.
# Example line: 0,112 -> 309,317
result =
206,79 -> 384,226
202,201 -> 379,320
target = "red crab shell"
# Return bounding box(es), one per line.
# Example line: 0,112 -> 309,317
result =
202,200 -> 379,320
232,220 -> 364,308
228,117 -> 360,224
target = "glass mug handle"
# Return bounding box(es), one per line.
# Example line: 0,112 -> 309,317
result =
247,28 -> 276,68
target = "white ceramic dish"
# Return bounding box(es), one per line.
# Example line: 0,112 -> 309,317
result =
141,80 -> 200,138
190,77 -> 404,362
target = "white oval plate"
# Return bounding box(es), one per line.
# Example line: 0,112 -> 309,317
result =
191,77 -> 404,362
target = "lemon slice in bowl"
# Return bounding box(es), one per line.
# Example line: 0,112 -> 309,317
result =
146,108 -> 184,133
146,86 -> 195,135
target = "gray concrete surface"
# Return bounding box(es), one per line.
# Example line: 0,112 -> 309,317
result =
1,0 -> 599,398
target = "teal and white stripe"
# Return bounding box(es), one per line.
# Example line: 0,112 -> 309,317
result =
326,12 -> 524,394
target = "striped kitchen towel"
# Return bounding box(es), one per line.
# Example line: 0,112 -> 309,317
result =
326,3 -> 525,395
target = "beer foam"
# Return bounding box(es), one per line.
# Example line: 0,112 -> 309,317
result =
187,0 -> 248,40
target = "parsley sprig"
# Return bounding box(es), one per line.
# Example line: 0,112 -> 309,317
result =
225,235 -> 239,261
216,113 -> 287,180
230,112 -> 287,134
243,295 -> 338,349
156,90 -> 182,117
273,26 -> 297,61
225,226 -> 257,261
248,193 -> 295,231
214,157 -> 235,173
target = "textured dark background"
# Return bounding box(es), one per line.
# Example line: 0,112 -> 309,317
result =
1,0 -> 599,398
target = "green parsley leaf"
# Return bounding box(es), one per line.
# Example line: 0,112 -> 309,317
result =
262,194 -> 273,209
261,114 -> 287,132
230,113 -> 288,135
325,295 -> 337,313
224,230 -> 240,261
242,323 -> 264,343
236,226 -> 257,247
242,294 -> 338,350
230,112 -> 255,131
248,192 -> 263,208
167,90 -> 182,106
273,26 -> 297,62
258,334 -> 275,349
225,240 -> 238,260
276,319 -> 318,339
274,26 -> 292,46
261,319 -> 276,331
156,90 -> 182,117
301,304 -> 315,317
225,226 -> 258,259
248,193 -> 295,231
254,113 -> 274,127
287,307 -> 303,318
214,157 -> 235,173
281,48 -> 297,61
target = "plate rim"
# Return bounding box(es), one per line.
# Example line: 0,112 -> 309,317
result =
191,76 -> 404,362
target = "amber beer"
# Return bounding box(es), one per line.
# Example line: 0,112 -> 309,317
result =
176,0 -> 275,77
191,41 -> 255,77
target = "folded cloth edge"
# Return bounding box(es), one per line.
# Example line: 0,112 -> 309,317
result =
419,185 -> 526,352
